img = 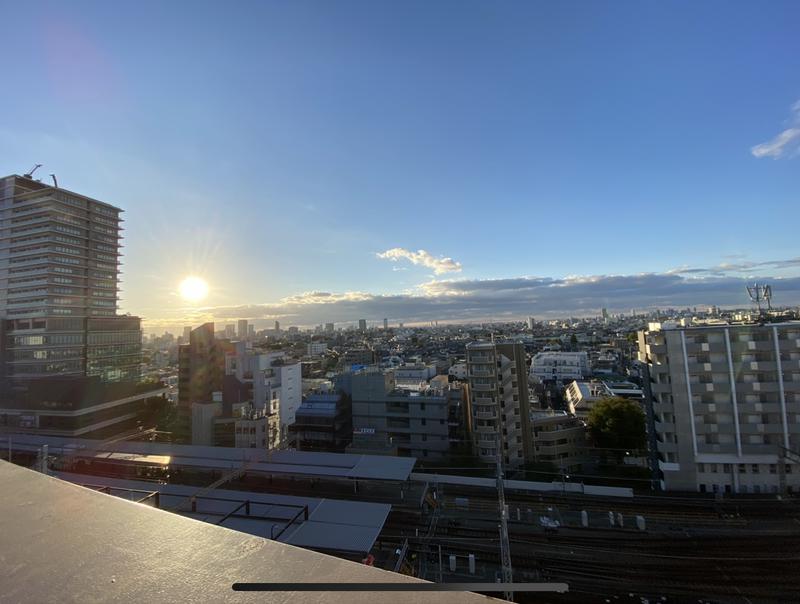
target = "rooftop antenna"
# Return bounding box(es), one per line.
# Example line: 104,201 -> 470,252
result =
49,174 -> 58,188
746,283 -> 773,313
23,164 -> 42,179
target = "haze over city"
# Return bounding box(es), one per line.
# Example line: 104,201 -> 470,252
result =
1,0 -> 798,333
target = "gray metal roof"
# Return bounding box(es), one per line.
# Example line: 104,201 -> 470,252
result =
52,471 -> 391,554
0,461 -> 498,603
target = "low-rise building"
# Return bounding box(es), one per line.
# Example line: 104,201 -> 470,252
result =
531,409 -> 587,472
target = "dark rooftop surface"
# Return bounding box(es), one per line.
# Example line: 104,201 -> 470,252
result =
0,461 -> 496,603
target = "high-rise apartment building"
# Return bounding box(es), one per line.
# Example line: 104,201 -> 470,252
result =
466,341 -> 532,466
638,321 -> 800,493
0,174 -> 160,437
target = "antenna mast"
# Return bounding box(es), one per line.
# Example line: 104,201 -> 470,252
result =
746,283 -> 773,314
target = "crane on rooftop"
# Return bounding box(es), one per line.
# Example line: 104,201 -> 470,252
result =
23,163 -> 42,179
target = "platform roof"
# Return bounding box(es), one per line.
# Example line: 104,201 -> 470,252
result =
0,461 -> 498,604
6,434 -> 417,481
52,471 -> 391,554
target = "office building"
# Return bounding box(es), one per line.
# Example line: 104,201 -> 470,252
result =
0,173 -> 161,438
182,325 -> 191,343
306,341 -> 328,357
325,322 -> 334,333
178,323 -> 232,442
530,351 -> 589,384
224,324 -> 235,339
290,391 -> 352,452
466,341 -> 533,466
383,318 -> 388,330
274,320 -> 280,332
638,321 -> 800,493
347,369 -> 451,459
237,319 -> 248,340
342,348 -> 376,368
358,318 -> 367,332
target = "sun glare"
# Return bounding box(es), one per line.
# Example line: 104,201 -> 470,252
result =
178,276 -> 209,303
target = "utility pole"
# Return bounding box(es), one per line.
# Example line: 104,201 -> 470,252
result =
496,438 -> 513,601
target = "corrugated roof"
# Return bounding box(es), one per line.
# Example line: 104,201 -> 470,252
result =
52,471 -> 391,553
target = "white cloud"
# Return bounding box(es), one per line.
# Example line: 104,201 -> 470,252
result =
751,100 -> 800,159
377,247 -> 462,274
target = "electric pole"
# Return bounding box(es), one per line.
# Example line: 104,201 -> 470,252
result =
496,438 -> 514,601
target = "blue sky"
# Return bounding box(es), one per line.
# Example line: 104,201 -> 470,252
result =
1,1 -> 799,331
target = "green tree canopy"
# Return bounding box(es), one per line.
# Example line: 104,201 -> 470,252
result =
587,397 -> 646,452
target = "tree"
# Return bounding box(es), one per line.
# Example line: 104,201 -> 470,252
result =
587,397 -> 646,453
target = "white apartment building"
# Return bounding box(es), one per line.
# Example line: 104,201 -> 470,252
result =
565,379 -> 644,418
225,342 -> 301,448
394,362 -> 437,383
530,351 -> 589,383
638,321 -> 800,493
564,380 -> 608,418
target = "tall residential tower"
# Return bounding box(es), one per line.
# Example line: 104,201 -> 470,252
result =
0,174 -> 162,437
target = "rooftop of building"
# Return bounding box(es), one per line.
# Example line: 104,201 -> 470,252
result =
646,318 -> 800,332
3,173 -> 124,213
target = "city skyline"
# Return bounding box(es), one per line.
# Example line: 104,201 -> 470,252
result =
1,1 -> 799,333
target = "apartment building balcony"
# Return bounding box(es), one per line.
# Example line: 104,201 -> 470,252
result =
738,382 -> 781,393
654,418 -> 674,432
730,340 -> 774,353
474,423 -> 497,434
468,354 -> 492,363
472,383 -> 495,392
657,440 -> 678,454
740,361 -> 778,371
468,369 -> 493,378
684,342 -> 712,354
473,395 -> 496,405
778,338 -> 800,352
475,411 -> 498,420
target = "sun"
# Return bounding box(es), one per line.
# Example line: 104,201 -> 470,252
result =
178,276 -> 209,303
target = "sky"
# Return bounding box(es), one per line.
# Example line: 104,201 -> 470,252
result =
1,0 -> 798,333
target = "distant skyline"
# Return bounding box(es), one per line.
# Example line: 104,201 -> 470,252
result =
1,1 -> 798,333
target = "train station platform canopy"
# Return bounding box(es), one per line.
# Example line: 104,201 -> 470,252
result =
0,461 -> 498,604
6,434 -> 418,481
52,471 -> 391,555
